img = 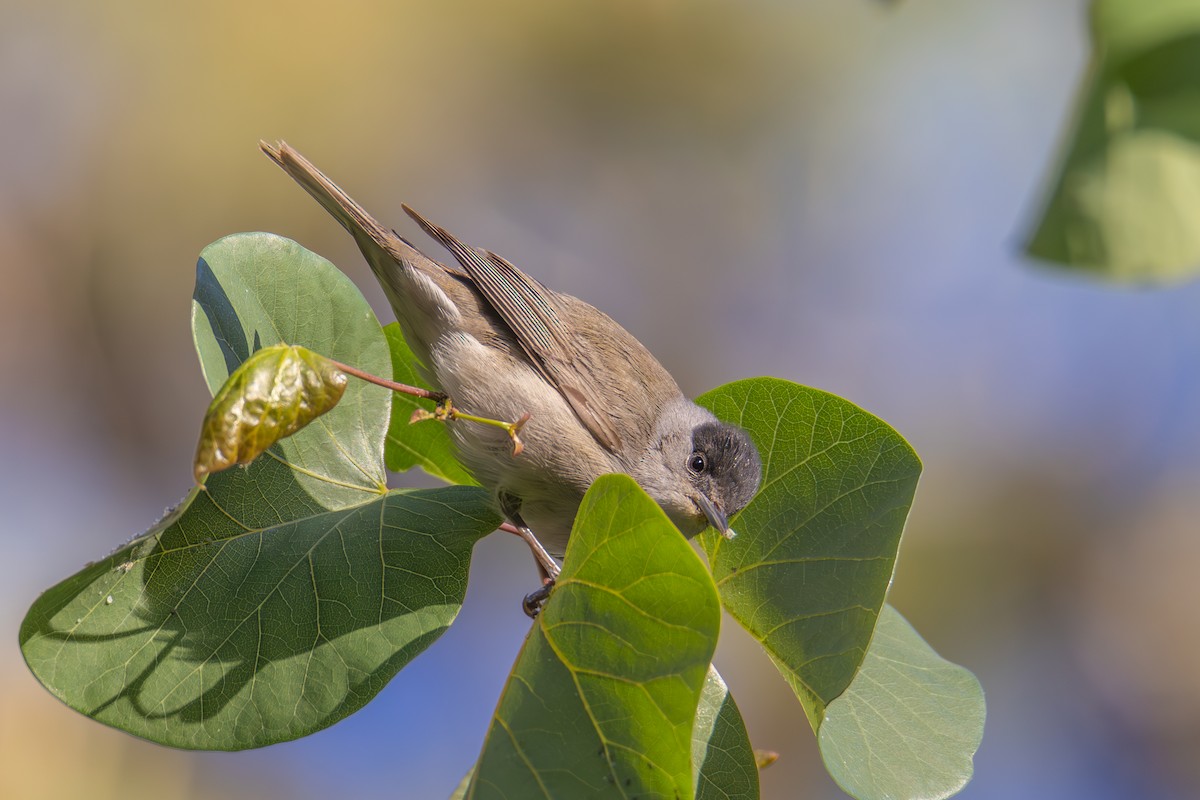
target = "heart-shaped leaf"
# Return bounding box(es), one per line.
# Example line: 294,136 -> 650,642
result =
699,379 -> 983,800
19,482 -> 497,749
20,233 -> 501,749
698,378 -> 921,728
191,233 -> 392,507
467,474 -> 721,799
819,605 -> 986,800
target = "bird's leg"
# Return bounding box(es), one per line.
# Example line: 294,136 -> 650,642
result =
508,521 -> 558,618
499,493 -> 560,618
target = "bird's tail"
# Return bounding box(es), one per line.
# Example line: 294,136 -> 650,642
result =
260,141 -> 397,251
260,141 -> 467,361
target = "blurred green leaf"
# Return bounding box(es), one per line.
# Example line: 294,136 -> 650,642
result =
21,232 -> 501,749
468,474 -> 721,799
1026,0 -> 1200,283
383,322 -> 476,485
819,606 -> 986,800
1092,0 -> 1200,61
698,378 -> 921,728
193,344 -> 348,483
693,667 -> 760,800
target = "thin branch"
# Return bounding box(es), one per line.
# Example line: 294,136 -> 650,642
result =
326,358 -> 446,402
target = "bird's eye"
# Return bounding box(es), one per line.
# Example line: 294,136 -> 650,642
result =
688,452 -> 707,474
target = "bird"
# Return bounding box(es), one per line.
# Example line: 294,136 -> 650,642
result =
260,141 -> 761,612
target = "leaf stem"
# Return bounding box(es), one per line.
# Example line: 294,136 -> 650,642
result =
326,358 -> 447,402
328,357 -> 530,456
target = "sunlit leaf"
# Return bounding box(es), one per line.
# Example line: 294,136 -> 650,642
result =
191,232 -> 392,505
468,474 -> 721,799
383,323 -> 476,485
698,378 -> 921,728
699,379 -> 982,799
21,232 -> 501,749
819,606 -> 986,800
20,483 -> 497,749
193,344 -> 348,482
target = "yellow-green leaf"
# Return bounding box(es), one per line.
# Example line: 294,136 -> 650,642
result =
468,474 -> 721,799
193,344 -> 347,482
191,232 -> 391,507
383,323 -> 476,485
693,666 -> 760,800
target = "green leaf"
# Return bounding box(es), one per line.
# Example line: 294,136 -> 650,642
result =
693,667 -> 760,800
699,379 -> 984,800
697,378 -> 921,729
21,232 -> 502,749
193,344 -> 348,483
191,232 -> 392,507
19,484 -> 498,749
383,323 -> 476,485
818,606 -> 986,800
468,474 -> 721,800
1025,0 -> 1200,283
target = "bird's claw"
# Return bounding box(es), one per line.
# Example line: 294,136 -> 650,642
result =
522,579 -> 555,618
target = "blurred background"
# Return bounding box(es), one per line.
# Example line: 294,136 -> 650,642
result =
3,1 -> 1198,798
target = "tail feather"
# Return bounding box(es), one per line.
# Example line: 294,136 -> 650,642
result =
260,142 -> 375,238
260,140 -> 473,363
261,140 -> 466,284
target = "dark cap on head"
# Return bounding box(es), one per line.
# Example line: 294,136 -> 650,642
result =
688,421 -> 762,532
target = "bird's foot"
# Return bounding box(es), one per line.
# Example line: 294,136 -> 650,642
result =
522,578 -> 555,618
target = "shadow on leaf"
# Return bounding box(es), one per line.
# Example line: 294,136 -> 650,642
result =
20,458 -> 498,749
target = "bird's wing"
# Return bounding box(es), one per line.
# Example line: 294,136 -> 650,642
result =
403,204 -> 637,453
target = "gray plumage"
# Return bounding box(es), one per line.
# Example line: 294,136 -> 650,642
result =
261,141 -> 761,557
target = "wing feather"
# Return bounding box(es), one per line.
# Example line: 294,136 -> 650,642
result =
402,204 -> 627,451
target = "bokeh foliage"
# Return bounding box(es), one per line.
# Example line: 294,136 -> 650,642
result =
1027,0 -> 1200,283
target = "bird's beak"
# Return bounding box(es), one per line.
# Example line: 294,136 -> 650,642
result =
696,494 -> 736,540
